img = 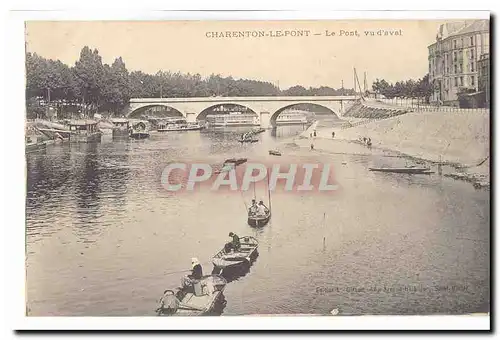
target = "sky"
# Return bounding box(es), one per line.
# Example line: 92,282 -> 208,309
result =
25,20 -> 451,90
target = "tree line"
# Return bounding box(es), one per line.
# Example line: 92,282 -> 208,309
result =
26,46 -> 357,118
371,75 -> 433,100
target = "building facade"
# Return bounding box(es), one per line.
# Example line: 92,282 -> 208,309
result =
428,20 -> 489,106
478,53 -> 490,107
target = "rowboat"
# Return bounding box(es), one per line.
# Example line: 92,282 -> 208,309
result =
251,128 -> 266,134
156,275 -> 227,316
268,150 -> 281,156
214,158 -> 248,174
369,166 -> 433,174
224,158 -> 247,166
212,236 -> 259,270
248,210 -> 271,227
238,138 -> 259,143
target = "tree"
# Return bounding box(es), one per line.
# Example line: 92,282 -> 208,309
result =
282,85 -> 308,96
73,46 -> 105,115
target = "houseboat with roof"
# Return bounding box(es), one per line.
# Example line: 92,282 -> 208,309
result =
111,118 -> 130,138
68,120 -> 102,143
206,112 -> 260,127
275,110 -> 308,125
129,121 -> 150,139
157,118 -> 203,132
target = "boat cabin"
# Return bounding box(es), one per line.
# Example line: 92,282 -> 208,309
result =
69,120 -> 99,134
68,120 -> 101,143
111,118 -> 130,129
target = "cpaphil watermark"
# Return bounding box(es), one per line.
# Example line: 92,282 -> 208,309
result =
160,162 -> 338,193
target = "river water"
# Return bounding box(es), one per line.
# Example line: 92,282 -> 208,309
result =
26,124 -> 490,316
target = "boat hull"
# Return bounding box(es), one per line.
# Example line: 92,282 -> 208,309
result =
369,167 -> 432,174
112,129 -> 129,138
247,212 -> 271,227
69,132 -> 102,143
156,275 -> 227,316
158,127 -> 202,132
212,237 -> 259,270
130,132 -> 150,139
25,142 -> 47,153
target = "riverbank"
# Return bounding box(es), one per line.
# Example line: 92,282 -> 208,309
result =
292,110 -> 490,188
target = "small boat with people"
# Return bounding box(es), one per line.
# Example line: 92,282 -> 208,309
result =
268,149 -> 281,156
155,274 -> 227,316
212,235 -> 259,272
238,137 -> 259,143
369,166 -> 433,175
247,202 -> 271,227
251,128 -> 266,134
238,131 -> 259,143
247,172 -> 272,227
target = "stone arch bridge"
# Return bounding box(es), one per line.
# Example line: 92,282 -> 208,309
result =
123,96 -> 358,128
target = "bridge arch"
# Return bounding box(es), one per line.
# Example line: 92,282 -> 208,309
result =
128,104 -> 184,119
270,103 -> 339,126
196,103 -> 259,122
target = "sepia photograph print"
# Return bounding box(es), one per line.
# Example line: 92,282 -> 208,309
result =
18,11 -> 490,330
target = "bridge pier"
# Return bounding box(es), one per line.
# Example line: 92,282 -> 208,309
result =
260,112 -> 270,128
186,112 -> 197,123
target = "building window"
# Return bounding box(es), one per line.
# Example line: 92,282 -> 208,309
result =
471,62 -> 475,72
471,76 -> 475,86
460,76 -> 464,86
471,36 -> 474,46
453,40 -> 457,49
454,64 -> 457,73
453,51 -> 457,62
455,77 -> 458,86
470,49 -> 474,59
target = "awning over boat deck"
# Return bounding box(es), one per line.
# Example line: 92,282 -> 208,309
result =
68,119 -> 98,126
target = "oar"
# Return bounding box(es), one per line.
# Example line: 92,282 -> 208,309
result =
178,304 -> 206,312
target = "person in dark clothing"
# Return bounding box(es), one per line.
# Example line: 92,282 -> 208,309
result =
332,131 -> 335,138
225,232 -> 241,253
190,258 -> 203,280
181,258 -> 203,288
313,130 -> 317,137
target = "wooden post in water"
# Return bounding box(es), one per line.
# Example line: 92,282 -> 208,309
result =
267,166 -> 272,212
323,212 -> 326,249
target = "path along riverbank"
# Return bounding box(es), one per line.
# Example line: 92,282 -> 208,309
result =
292,109 -> 490,188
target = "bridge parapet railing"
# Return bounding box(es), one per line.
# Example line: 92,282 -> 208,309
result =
373,98 -> 489,114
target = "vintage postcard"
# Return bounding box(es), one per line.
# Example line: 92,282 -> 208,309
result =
19,11 -> 490,330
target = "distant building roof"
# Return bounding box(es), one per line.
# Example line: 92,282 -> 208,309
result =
432,19 -> 489,46
453,19 -> 489,36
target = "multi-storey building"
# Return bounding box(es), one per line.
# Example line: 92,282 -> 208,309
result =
428,20 -> 489,106
478,53 -> 490,107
